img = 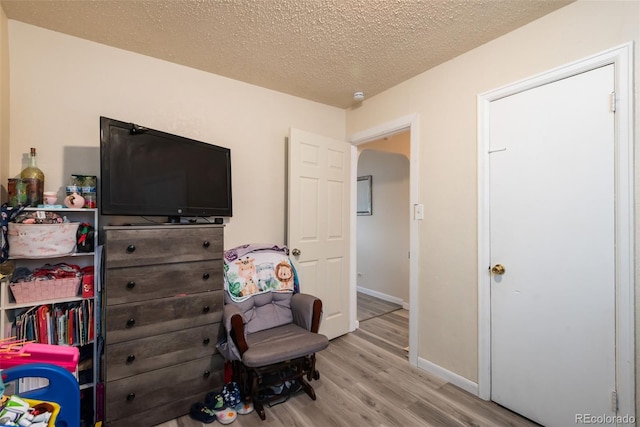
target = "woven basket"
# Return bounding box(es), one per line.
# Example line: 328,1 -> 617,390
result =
9,277 -> 81,304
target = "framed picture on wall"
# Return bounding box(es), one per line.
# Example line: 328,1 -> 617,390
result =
357,175 -> 372,215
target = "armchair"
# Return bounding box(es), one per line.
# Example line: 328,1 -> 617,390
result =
218,245 -> 329,420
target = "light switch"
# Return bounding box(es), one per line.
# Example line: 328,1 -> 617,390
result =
414,204 -> 424,220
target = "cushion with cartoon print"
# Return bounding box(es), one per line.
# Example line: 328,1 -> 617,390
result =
223,244 -> 299,302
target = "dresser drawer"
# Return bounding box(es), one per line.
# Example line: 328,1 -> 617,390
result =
104,225 -> 223,268
105,354 -> 224,423
105,290 -> 223,344
105,392 -> 210,427
105,260 -> 223,305
105,323 -> 219,382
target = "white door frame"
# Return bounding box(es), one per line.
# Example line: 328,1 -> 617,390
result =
348,113 -> 419,367
477,42 -> 635,419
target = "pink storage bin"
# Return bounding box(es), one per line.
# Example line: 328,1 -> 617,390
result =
9,277 -> 81,304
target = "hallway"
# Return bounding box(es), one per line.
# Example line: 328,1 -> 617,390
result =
357,292 -> 408,359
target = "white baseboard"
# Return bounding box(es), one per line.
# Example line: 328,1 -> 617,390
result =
417,357 -> 479,396
357,286 -> 408,310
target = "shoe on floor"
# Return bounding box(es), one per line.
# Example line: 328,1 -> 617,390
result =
234,401 -> 254,415
222,381 -> 242,408
189,402 -> 216,424
204,390 -> 218,408
208,392 -> 238,425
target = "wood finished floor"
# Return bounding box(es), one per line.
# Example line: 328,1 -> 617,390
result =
357,291 -> 403,322
156,294 -> 537,427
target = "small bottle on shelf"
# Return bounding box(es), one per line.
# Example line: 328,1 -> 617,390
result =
20,147 -> 45,206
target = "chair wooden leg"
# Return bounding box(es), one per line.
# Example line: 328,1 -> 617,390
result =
254,399 -> 266,420
306,354 -> 319,381
249,370 -> 266,420
299,377 -> 316,400
237,355 -> 323,421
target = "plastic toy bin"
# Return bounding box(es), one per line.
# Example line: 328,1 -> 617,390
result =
1,363 -> 80,427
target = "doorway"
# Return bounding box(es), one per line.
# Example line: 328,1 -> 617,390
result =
349,114 -> 420,366
356,138 -> 410,357
477,44 -> 635,423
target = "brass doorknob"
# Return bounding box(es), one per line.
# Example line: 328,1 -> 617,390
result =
292,248 -> 301,256
491,264 -> 506,275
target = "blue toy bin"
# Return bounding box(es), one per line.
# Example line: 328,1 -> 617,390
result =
1,363 -> 80,427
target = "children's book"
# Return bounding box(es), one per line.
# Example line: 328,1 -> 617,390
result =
36,305 -> 49,344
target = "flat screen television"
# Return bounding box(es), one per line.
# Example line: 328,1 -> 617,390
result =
100,116 -> 232,221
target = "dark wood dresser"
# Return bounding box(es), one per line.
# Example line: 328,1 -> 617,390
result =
102,224 -> 225,426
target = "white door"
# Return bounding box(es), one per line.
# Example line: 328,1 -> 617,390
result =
490,65 -> 616,426
288,128 -> 351,340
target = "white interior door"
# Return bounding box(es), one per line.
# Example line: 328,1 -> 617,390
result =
489,65 -> 616,426
288,128 -> 351,340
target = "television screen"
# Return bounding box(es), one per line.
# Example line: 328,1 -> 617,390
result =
100,116 -> 232,219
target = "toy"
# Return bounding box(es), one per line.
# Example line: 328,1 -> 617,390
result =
0,396 -> 58,427
63,193 -> 84,209
0,395 -> 30,424
1,364 -> 75,426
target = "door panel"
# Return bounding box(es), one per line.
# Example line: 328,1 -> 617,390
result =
490,65 -> 616,426
288,128 -> 351,339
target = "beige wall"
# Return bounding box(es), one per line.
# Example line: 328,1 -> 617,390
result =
358,131 -> 410,158
357,148 -> 410,304
0,7 -> 8,202
346,0 -> 640,390
6,21 -> 345,249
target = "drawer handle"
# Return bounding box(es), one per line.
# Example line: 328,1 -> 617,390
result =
202,272 -> 210,280
126,354 -> 136,364
126,281 -> 136,289
126,244 -> 136,253
203,240 -> 210,248
203,370 -> 211,379
202,305 -> 210,314
126,392 -> 136,402
126,318 -> 136,328
203,337 -> 210,346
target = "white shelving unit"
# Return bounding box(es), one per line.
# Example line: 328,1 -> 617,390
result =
0,207 -> 100,425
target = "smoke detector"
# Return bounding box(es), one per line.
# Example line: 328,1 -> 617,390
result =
353,91 -> 365,102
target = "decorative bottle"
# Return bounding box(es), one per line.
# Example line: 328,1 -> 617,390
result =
20,147 -> 44,206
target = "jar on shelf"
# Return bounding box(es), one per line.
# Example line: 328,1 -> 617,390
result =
84,193 -> 96,209
71,174 -> 97,207
7,179 -> 28,207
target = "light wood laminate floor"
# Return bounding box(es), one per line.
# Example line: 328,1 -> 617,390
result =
357,291 -> 402,321
155,295 -> 537,427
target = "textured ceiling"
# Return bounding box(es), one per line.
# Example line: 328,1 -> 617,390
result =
1,0 -> 573,108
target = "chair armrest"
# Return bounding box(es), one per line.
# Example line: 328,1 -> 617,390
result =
230,313 -> 249,355
223,304 -> 249,357
291,293 -> 323,333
